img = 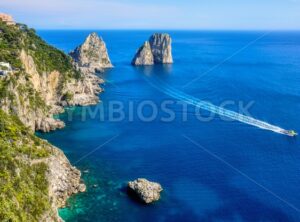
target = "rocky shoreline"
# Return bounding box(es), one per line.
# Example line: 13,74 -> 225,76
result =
0,17 -> 113,221
0,15 -> 170,221
41,33 -> 113,220
1,49 -> 104,133
39,32 -> 114,221
46,146 -> 86,221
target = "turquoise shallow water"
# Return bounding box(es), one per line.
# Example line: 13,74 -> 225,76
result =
38,31 -> 300,221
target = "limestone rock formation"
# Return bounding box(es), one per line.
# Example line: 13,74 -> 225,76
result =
149,33 -> 173,64
131,41 -> 154,66
128,178 -> 163,204
35,117 -> 65,133
59,72 -> 103,107
0,49 -> 103,132
32,143 -> 86,221
0,17 -> 93,222
70,32 -> 113,74
46,146 -> 86,209
0,25 -> 104,133
132,33 -> 173,66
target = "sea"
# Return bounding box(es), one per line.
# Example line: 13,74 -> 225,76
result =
37,30 -> 300,222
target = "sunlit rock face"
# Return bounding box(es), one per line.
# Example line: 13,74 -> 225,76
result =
149,33 -> 173,64
128,178 -> 163,204
70,32 -> 113,73
132,33 -> 173,66
131,41 -> 154,66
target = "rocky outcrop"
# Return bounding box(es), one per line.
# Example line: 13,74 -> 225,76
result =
20,49 -> 103,108
46,146 -> 86,209
70,32 -> 113,74
128,178 -> 163,204
0,18 -> 95,222
0,71 -> 65,133
35,118 -> 65,133
131,41 -> 154,66
60,72 -> 103,107
149,33 -> 173,64
0,49 -> 104,132
132,33 -> 173,66
30,144 -> 86,222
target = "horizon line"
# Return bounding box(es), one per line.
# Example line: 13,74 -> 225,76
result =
36,28 -> 300,32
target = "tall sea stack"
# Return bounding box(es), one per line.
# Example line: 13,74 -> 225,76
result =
131,41 -> 154,66
132,33 -> 173,66
70,32 -> 113,73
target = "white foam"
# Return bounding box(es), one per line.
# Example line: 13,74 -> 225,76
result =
145,76 -> 287,135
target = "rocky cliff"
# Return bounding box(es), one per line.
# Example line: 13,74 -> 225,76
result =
0,22 -> 103,132
0,20 -> 100,221
132,33 -> 173,66
43,146 -> 86,221
70,32 -> 113,74
0,110 -> 85,222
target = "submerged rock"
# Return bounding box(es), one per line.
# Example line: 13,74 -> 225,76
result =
128,178 -> 163,204
78,183 -> 87,192
131,41 -> 154,66
70,32 -> 113,74
132,33 -> 173,66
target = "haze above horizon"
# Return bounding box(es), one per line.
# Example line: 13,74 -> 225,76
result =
1,0 -> 299,30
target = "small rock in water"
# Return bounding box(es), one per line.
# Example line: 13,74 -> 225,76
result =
78,183 -> 87,192
127,178 -> 163,204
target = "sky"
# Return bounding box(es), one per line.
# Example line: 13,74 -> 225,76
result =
0,0 -> 300,30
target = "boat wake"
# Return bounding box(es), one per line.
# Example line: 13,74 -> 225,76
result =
144,76 -> 294,136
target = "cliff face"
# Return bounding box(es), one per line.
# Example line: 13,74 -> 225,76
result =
0,110 -> 85,222
149,33 -> 173,64
0,22 -> 103,132
0,21 -> 100,221
132,33 -> 173,66
0,70 -> 65,132
43,146 -> 86,221
70,32 -> 113,74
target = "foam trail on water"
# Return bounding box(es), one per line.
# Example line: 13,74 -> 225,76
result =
145,76 -> 288,135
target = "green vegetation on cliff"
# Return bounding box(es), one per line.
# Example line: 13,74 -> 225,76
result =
0,109 -> 51,221
0,21 -> 80,79
0,21 -> 82,124
0,72 -> 49,115
0,20 -> 88,221
0,22 -> 76,221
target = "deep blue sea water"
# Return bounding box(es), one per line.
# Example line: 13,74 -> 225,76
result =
37,30 -> 300,222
